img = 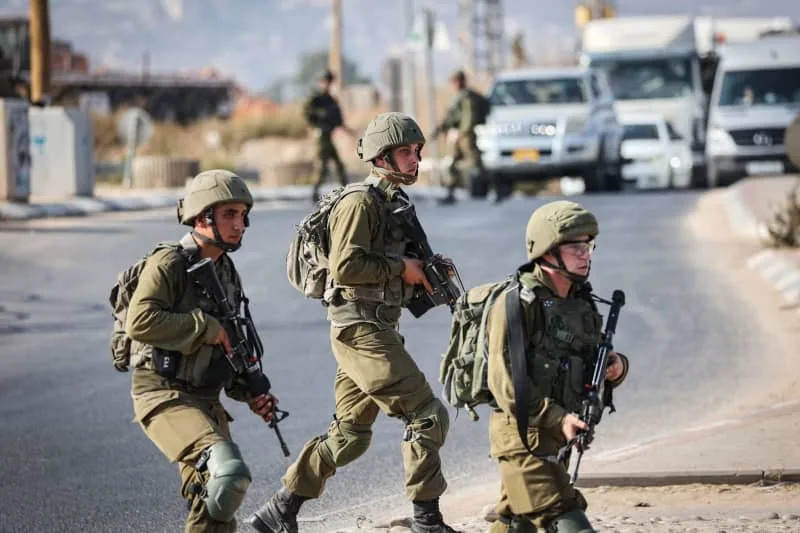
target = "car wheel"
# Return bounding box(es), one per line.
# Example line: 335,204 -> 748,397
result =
494,173 -> 514,201
690,163 -> 709,189
468,170 -> 489,198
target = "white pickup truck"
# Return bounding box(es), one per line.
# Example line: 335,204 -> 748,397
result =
476,66 -> 624,194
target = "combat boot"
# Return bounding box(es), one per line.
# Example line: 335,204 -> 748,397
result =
410,498 -> 461,533
245,487 -> 307,533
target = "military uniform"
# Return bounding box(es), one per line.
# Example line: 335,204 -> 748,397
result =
249,112 -> 458,533
436,87 -> 486,199
485,201 -> 629,533
303,88 -> 348,199
126,170 -> 258,533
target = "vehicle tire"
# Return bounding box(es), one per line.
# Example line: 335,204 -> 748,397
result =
583,140 -> 609,193
690,164 -> 709,189
469,171 -> 489,198
494,174 -> 514,201
706,162 -> 719,188
604,161 -> 623,192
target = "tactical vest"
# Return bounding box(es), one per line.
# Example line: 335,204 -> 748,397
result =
326,177 -> 414,328
130,243 -> 242,390
523,277 -> 603,413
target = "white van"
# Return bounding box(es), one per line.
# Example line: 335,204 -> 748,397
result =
705,35 -> 800,187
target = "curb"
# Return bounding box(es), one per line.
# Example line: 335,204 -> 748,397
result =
574,469 -> 800,488
0,185 -> 459,222
722,180 -> 800,311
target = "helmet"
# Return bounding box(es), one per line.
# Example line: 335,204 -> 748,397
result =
357,112 -> 425,162
178,169 -> 253,226
320,69 -> 335,83
525,201 -> 598,261
450,69 -> 466,84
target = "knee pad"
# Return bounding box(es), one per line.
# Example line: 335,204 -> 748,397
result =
320,420 -> 372,468
546,509 -> 595,533
202,441 -> 252,522
404,398 -> 449,448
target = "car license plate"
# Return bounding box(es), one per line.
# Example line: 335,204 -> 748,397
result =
512,149 -> 540,162
745,160 -> 783,175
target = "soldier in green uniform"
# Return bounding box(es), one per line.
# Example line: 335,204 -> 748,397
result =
246,112 -> 459,533
432,70 -> 488,205
304,70 -> 352,202
485,201 -> 630,533
126,170 -> 278,533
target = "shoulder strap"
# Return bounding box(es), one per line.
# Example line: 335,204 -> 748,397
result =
506,281 -> 537,457
507,279 -> 560,463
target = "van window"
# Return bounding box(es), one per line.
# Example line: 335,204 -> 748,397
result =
490,78 -> 586,106
591,56 -> 694,100
718,68 -> 800,106
622,124 -> 660,140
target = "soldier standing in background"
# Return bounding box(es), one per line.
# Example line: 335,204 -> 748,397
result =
431,70 -> 489,205
304,70 -> 354,202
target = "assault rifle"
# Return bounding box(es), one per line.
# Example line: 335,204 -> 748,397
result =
390,196 -> 464,317
187,258 -> 290,457
569,289 -> 625,484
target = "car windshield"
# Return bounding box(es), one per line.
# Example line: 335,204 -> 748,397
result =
489,77 -> 587,106
717,68 -> 800,106
591,57 -> 694,100
623,123 -> 660,140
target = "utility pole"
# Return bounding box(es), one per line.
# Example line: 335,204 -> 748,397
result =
29,0 -> 51,104
329,0 -> 343,97
402,0 -> 417,117
422,8 -> 440,185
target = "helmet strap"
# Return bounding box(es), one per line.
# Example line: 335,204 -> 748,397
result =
540,249 -> 589,284
194,207 -> 242,253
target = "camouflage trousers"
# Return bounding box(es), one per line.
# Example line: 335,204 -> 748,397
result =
446,131 -> 484,193
282,322 -> 450,502
489,412 -> 588,531
139,398 -> 239,533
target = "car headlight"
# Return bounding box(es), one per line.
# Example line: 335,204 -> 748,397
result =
669,156 -> 682,169
706,127 -> 737,154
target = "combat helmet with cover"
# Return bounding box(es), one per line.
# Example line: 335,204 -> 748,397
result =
357,111 -> 425,164
177,169 -> 253,253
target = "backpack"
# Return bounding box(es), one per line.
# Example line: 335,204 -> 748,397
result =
108,240 -> 195,372
468,89 -> 491,126
439,276 -> 516,420
286,184 -> 377,300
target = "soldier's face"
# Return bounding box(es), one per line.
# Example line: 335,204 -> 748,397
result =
555,233 -> 593,276
388,143 -> 421,175
196,202 -> 248,246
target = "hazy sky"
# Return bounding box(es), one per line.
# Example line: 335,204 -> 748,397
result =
0,0 -> 797,91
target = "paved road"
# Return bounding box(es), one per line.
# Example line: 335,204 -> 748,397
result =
0,191 -> 774,532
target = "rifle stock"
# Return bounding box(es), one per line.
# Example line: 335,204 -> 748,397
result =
187,258 -> 290,457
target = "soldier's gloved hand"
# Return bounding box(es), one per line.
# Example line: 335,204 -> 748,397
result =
402,257 -> 433,294
248,393 -> 279,423
561,413 -> 590,448
209,327 -> 233,356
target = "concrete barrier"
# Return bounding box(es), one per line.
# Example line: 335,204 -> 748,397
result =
131,156 -> 199,188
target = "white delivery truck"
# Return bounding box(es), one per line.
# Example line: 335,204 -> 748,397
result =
705,35 -> 800,187
580,15 -> 794,188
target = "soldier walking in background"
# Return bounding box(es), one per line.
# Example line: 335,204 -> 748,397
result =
431,70 -> 490,205
247,112 -> 460,533
304,70 -> 354,202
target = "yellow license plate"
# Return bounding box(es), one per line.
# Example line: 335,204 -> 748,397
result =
512,148 -> 540,162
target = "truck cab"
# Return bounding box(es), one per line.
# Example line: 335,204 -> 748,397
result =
705,35 -> 800,187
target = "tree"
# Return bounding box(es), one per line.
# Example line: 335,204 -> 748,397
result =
295,50 -> 370,92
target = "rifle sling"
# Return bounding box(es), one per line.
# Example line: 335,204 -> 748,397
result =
505,282 -> 562,463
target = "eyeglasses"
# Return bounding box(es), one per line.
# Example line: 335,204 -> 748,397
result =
559,239 -> 596,257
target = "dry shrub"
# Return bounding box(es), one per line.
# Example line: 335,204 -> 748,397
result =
766,180 -> 800,248
221,104 -> 308,147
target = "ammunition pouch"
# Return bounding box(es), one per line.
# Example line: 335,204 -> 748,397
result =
152,348 -> 181,379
